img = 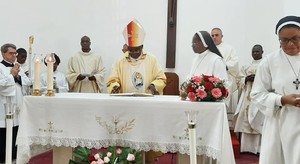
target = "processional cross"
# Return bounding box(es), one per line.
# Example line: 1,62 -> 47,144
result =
293,79 -> 300,90
166,0 -> 177,68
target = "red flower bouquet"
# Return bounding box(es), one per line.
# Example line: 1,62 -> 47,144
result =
180,75 -> 228,102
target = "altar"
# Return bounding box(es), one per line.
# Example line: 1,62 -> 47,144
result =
16,93 -> 235,164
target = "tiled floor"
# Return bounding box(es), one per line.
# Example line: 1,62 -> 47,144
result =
28,150 -> 259,164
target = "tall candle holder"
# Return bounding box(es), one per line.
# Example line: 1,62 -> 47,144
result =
4,97 -> 14,164
185,110 -> 199,164
32,54 -> 42,96
45,53 -> 56,96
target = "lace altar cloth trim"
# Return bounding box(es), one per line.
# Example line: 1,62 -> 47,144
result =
17,136 -> 221,164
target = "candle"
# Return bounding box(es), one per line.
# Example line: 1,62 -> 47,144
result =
5,115 -> 13,164
188,122 -> 197,164
5,98 -> 13,164
47,55 -> 55,90
33,56 -> 41,90
185,111 -> 198,164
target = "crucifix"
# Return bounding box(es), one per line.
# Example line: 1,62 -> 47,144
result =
293,79 -> 300,90
166,0 -> 177,68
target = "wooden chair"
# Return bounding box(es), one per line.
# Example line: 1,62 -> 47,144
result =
163,72 -> 179,95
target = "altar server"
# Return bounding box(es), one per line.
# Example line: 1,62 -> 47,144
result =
251,15 -> 300,163
41,53 -> 69,93
16,48 -> 28,76
107,19 -> 166,95
0,43 -> 32,162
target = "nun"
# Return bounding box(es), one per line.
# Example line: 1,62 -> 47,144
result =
188,31 -> 228,81
251,15 -> 300,163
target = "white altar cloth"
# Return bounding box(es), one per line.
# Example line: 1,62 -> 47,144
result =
16,93 -> 235,164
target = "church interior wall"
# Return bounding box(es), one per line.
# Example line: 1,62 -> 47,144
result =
0,0 -> 299,92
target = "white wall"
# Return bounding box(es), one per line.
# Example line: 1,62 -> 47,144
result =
1,0 -> 299,91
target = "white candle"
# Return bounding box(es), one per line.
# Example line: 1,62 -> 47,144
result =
5,116 -> 13,164
188,122 -> 197,164
47,56 -> 54,90
33,57 -> 41,90
5,99 -> 13,164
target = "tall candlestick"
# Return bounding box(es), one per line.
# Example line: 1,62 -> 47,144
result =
5,97 -> 13,164
188,122 -> 197,164
185,111 -> 198,164
5,114 -> 13,164
46,53 -> 56,96
32,55 -> 41,96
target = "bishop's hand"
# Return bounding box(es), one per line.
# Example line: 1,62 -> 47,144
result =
148,84 -> 159,95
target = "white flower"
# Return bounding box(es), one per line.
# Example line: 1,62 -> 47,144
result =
106,152 -> 112,157
94,153 -> 100,160
103,156 -> 110,163
127,153 -> 135,161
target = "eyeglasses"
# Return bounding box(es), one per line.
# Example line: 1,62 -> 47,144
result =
279,37 -> 300,45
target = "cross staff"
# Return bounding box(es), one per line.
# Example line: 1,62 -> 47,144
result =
28,36 -> 34,78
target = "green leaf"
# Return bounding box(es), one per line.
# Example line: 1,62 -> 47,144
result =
71,147 -> 91,163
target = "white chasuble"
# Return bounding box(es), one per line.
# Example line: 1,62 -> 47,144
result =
66,51 -> 105,93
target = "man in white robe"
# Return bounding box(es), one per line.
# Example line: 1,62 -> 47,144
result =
234,44 -> 264,154
211,28 -> 240,113
66,36 -> 105,93
0,43 -> 32,162
41,53 -> 68,94
251,16 -> 300,164
107,20 -> 166,95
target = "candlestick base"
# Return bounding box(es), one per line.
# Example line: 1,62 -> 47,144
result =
32,89 -> 41,96
46,90 -> 55,96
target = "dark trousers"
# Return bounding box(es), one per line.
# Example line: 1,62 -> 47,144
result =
0,126 -> 18,162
